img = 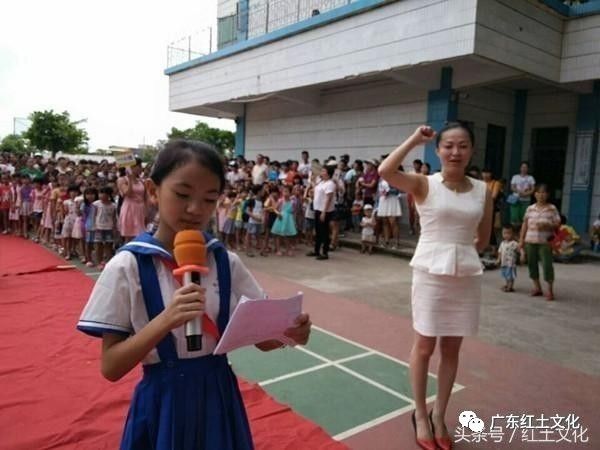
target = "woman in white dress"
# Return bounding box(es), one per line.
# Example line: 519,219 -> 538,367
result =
376,176 -> 402,248
379,123 -> 493,450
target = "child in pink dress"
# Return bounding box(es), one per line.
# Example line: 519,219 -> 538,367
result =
118,163 -> 146,243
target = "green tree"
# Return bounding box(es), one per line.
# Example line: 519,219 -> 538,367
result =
168,122 -> 234,155
24,110 -> 89,158
138,145 -> 160,164
0,134 -> 29,155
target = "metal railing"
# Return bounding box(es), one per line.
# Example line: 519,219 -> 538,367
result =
247,0 -> 353,38
166,27 -> 217,68
167,0 -> 355,68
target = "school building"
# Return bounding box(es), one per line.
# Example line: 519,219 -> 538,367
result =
165,0 -> 600,233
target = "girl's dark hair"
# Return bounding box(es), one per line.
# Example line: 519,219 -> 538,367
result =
436,121 -> 475,147
324,165 -> 335,178
535,183 -> 549,193
150,139 -> 225,191
83,187 -> 99,205
99,186 -> 113,200
67,184 -> 79,194
118,167 -> 127,177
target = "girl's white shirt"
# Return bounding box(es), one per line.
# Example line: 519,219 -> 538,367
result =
78,249 -> 265,364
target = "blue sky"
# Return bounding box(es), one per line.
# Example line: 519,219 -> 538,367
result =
0,0 -> 235,151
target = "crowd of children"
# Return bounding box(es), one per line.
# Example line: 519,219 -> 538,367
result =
0,154 -> 130,269
2,149 -> 597,276
0,150 -> 407,266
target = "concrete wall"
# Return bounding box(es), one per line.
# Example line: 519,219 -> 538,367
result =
561,14 -> 600,83
244,80 -> 427,163
522,90 -> 578,216
218,0 -> 238,18
474,0 -> 563,82
456,87 -> 515,177
169,0 -> 477,111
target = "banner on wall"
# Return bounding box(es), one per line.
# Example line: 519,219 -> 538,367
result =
572,131 -> 594,188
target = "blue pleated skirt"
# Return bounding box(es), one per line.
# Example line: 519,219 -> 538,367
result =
120,355 -> 254,450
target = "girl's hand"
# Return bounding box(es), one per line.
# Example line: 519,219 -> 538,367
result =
320,211 -> 326,222
410,126 -> 436,145
159,284 -> 206,331
283,313 -> 311,345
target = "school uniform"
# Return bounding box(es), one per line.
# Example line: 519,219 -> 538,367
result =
77,232 -> 265,449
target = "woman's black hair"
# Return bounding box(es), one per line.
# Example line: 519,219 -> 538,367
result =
118,167 -> 127,177
436,121 -> 475,147
67,184 -> 80,194
83,187 -> 99,206
324,165 -> 335,178
150,139 -> 225,192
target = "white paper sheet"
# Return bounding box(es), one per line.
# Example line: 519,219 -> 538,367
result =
213,292 -> 303,355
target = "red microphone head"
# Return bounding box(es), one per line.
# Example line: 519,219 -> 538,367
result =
173,230 -> 207,268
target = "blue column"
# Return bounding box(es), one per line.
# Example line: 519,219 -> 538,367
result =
237,0 -> 249,42
509,90 -> 527,177
234,108 -> 246,157
425,67 -> 457,172
568,81 -> 600,232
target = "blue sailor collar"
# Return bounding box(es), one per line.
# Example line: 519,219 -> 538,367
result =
119,232 -> 222,260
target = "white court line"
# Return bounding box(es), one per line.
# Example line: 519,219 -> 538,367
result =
259,363 -> 330,386
85,271 -> 102,277
259,352 -> 372,387
332,404 -> 416,441
296,346 -> 416,405
299,327 -> 465,441
331,392 -> 461,441
312,325 -> 465,388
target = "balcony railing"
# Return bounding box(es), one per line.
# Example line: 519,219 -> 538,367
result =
167,0 -> 356,68
247,0 -> 353,39
167,27 -> 217,68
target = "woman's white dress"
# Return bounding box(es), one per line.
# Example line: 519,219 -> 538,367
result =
377,179 -> 402,217
410,173 -> 486,336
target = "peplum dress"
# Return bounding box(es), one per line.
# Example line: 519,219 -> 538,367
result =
410,173 -> 486,336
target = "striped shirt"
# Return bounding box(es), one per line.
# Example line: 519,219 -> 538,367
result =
523,203 -> 560,243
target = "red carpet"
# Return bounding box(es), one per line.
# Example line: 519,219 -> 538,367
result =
0,236 -> 346,449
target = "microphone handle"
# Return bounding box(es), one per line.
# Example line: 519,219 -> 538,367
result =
184,271 -> 203,351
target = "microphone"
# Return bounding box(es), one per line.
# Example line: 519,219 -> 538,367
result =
173,230 -> 210,351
